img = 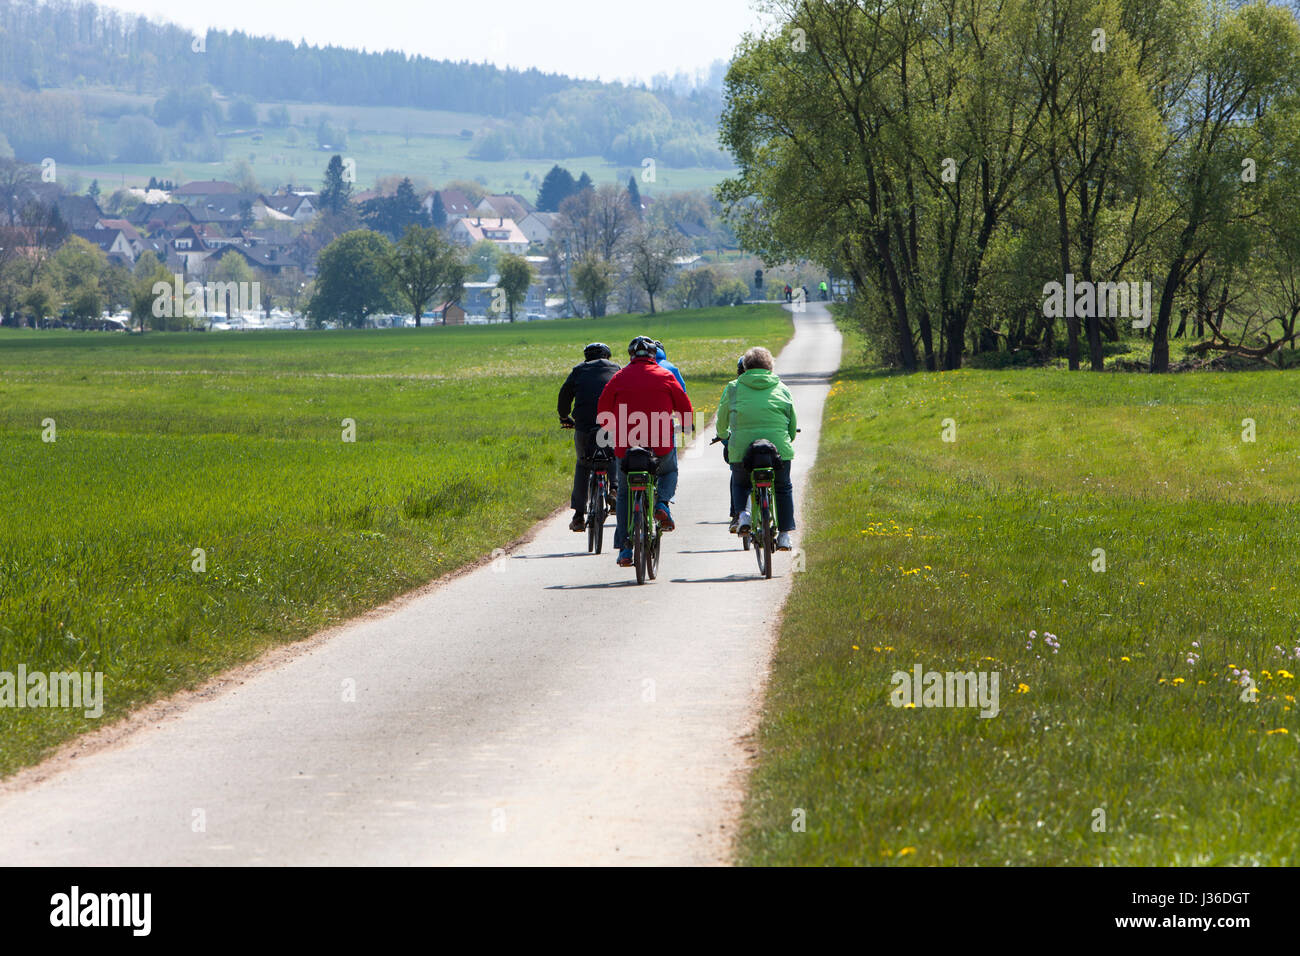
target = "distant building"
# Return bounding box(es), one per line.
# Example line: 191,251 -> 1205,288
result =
172,180 -> 242,199
459,279 -> 547,317
260,191 -> 317,224
71,227 -> 135,266
130,202 -> 196,231
94,219 -> 144,257
422,189 -> 475,222
450,216 -> 528,254
518,211 -> 560,245
475,193 -> 533,222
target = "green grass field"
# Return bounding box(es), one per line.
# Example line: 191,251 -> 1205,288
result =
0,304 -> 790,777
740,319 -> 1300,866
56,88 -> 735,196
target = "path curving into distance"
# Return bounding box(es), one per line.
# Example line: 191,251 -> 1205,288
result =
0,303 -> 841,865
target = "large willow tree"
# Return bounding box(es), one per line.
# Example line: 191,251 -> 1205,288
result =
720,0 -> 1300,372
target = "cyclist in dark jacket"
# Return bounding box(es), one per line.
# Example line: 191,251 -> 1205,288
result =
558,343 -> 620,531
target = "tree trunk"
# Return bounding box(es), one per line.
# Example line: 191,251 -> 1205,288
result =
1150,265 -> 1182,373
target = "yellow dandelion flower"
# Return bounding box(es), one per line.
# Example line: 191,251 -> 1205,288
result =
1017,683 -> 1030,693
903,702 -> 916,709
1120,656 -> 1131,662
897,847 -> 916,857
1278,670 -> 1294,680
852,645 -> 860,651
1266,728 -> 1289,735
1172,678 -> 1185,685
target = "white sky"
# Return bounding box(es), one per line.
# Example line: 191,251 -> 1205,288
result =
104,0 -> 767,85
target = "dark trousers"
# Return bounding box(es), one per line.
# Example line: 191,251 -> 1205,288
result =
731,459 -> 795,532
571,429 -> 611,512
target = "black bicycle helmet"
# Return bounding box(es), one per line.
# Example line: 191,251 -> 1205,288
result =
584,342 -> 611,360
628,335 -> 657,358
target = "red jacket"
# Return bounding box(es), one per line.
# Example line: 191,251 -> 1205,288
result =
596,357 -> 693,458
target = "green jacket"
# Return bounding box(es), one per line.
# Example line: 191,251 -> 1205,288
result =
717,369 -> 798,464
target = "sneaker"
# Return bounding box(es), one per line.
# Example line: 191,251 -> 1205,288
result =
654,502 -> 675,532
569,512 -> 586,532
737,510 -> 751,534
776,532 -> 793,551
728,516 -> 739,534
617,548 -> 633,567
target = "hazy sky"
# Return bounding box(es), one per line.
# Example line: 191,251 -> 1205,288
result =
104,0 -> 767,84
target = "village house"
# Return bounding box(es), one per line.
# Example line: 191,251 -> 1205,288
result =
260,190 -> 318,224
475,193 -> 532,222
449,216 -> 529,254
71,227 -> 135,267
518,211 -> 560,246
422,188 -> 475,223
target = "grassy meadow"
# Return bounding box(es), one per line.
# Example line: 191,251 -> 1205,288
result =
0,304 -> 790,776
57,89 -> 735,196
741,320 -> 1300,866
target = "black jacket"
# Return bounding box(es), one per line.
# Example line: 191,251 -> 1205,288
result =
558,358 -> 620,430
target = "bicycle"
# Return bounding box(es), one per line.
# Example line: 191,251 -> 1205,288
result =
622,446 -> 662,585
584,445 -> 615,554
563,422 -> 617,555
715,433 -> 799,579
742,444 -> 779,579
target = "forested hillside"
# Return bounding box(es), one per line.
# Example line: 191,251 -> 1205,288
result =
0,0 -> 728,169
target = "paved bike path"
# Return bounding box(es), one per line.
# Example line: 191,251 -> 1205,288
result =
0,303 -> 841,865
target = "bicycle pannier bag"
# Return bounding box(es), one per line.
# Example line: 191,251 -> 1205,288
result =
621,446 -> 660,475
742,438 -> 780,471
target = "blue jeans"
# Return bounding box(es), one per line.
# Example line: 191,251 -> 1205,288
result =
614,447 -> 678,550
731,459 -> 795,532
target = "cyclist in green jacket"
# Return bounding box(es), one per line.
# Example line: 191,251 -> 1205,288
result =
716,346 -> 798,549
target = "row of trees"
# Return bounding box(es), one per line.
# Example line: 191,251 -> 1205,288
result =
721,0 -> 1300,371
307,225 -> 536,327
0,0 -> 572,118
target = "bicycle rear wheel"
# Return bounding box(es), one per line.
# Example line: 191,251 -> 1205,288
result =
647,527 -> 660,580
632,496 -> 647,585
754,491 -> 772,578
588,473 -> 606,554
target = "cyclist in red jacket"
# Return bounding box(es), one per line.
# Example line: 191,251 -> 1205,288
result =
596,335 -> 693,567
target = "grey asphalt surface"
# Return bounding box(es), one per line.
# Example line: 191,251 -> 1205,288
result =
0,302 -> 841,865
